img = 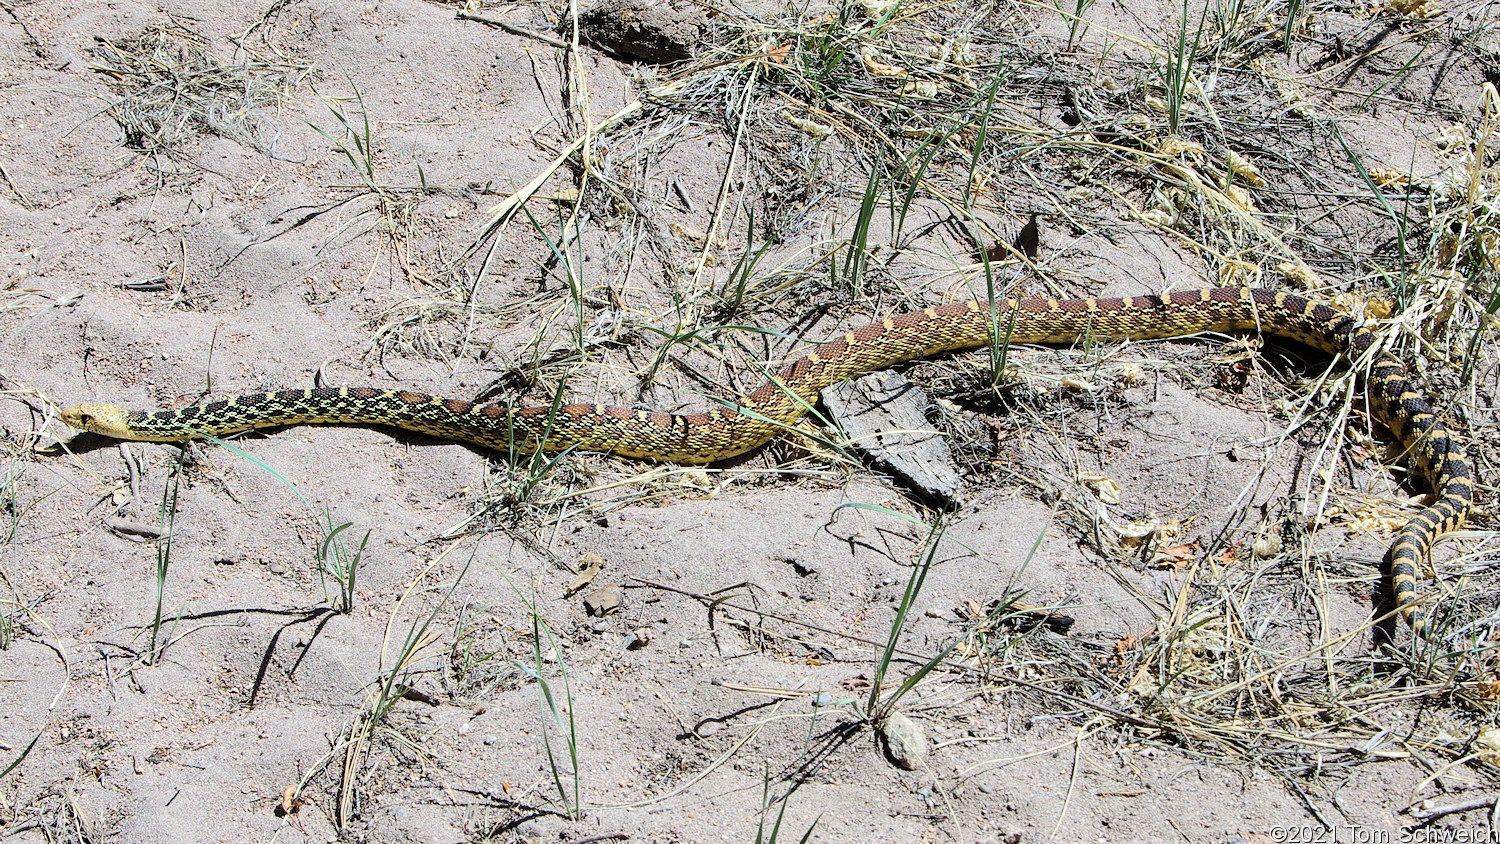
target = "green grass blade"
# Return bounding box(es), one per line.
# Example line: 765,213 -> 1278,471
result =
0,730 -> 41,779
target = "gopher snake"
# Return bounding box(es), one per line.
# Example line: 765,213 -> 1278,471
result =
63,286 -> 1471,636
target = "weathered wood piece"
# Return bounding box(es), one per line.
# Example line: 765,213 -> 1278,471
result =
822,370 -> 960,505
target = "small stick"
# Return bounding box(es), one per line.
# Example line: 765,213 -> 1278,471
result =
455,10 -> 569,50
119,443 -> 142,512
0,159 -> 29,207
1407,795 -> 1497,823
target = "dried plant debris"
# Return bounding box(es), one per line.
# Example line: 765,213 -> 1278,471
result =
88,22 -> 308,158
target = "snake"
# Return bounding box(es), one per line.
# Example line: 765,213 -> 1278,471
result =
62,286 -> 1472,636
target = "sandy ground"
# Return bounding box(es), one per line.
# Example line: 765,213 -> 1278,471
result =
1,0 -> 1498,841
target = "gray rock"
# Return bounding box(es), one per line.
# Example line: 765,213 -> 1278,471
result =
878,710 -> 927,770
571,0 -> 704,64
582,585 -> 622,617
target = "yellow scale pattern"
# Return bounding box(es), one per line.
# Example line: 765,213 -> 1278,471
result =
62,287 -> 1472,636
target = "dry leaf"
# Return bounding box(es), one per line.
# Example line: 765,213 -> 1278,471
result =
1225,184 -> 1256,211
1080,474 -> 1122,505
277,785 -> 304,817
781,110 -> 833,139
1384,0 -> 1442,17
566,552 -> 604,596
1138,208 -> 1173,227
1116,517 -> 1160,546
1361,297 -> 1395,320
679,468 -> 715,493
1476,728 -> 1500,765
670,221 -> 720,247
1251,531 -> 1282,558
1276,259 -> 1320,289
1217,259 -> 1260,285
1226,150 -> 1266,186
860,46 -> 906,77
1369,167 -> 1409,188
1157,136 -> 1205,159
1152,542 -> 1197,569
1342,505 -> 1407,536
900,79 -> 939,98
1116,362 -> 1146,388
1061,374 -> 1098,392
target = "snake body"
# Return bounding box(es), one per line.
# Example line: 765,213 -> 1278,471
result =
63,286 -> 1472,635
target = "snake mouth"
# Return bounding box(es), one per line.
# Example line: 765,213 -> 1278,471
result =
59,406 -> 91,429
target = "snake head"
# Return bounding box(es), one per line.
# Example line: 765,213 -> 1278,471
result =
61,403 -> 136,439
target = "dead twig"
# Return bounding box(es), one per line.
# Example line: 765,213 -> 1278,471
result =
456,9 -> 570,50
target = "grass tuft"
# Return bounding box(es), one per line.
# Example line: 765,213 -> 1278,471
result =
206,436 -> 367,613
146,448 -> 186,665
1162,0 -> 1209,138
88,22 -> 308,163
334,545 -> 470,831
507,579 -> 583,820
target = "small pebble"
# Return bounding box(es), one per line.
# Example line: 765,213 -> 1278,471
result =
879,711 -> 927,770
483,735 -> 498,746
811,692 -> 834,707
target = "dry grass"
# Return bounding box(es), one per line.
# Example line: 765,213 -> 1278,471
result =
89,21 -> 311,164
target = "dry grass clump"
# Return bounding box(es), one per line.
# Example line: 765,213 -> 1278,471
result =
89,22 -> 310,160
